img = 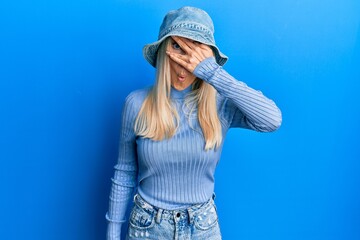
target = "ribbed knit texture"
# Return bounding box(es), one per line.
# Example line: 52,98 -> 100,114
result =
105,57 -> 282,239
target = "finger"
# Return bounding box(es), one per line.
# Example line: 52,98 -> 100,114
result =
171,36 -> 213,63
175,37 -> 205,61
197,42 -> 213,52
166,51 -> 188,62
190,43 -> 208,59
172,36 -> 194,54
180,38 -> 206,50
166,51 -> 195,72
181,38 -> 204,55
182,38 -> 213,59
197,44 -> 214,58
168,51 -> 198,66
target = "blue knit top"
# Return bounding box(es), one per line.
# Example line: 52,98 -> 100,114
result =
105,57 -> 282,239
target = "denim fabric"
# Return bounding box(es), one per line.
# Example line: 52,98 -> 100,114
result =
126,193 -> 222,240
142,6 -> 228,67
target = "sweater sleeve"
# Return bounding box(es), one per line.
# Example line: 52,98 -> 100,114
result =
105,92 -> 139,240
193,57 -> 282,132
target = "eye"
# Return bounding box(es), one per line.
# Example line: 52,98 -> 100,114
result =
172,42 -> 181,50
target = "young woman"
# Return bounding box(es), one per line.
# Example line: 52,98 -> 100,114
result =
105,6 -> 282,240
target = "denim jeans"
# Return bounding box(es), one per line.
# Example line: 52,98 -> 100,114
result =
126,193 -> 222,240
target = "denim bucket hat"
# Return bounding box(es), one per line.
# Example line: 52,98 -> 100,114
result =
143,6 -> 228,68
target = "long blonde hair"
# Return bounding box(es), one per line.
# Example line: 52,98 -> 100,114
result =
134,37 -> 222,150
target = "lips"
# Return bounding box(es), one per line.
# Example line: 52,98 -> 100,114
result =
177,75 -> 186,82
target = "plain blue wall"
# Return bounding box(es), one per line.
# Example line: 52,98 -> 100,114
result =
1,0 -> 359,239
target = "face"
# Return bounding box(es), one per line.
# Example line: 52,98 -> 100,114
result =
167,37 -> 197,90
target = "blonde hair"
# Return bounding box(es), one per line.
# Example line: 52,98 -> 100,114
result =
134,37 -> 222,150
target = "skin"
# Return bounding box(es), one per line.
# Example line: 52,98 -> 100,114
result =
166,36 -> 214,90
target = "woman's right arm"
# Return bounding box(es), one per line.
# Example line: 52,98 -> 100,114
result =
105,93 -> 139,240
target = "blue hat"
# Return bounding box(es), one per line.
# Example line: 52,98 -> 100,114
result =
143,6 -> 228,68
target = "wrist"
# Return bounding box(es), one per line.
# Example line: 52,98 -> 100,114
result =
193,57 -> 219,81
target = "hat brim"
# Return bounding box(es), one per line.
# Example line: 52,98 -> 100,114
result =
143,31 -> 228,68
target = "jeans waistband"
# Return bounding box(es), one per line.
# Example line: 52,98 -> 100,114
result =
133,193 -> 216,224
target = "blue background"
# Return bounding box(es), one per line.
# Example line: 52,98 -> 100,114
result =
1,0 -> 359,239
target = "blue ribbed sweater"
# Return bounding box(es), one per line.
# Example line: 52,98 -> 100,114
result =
105,57 -> 282,239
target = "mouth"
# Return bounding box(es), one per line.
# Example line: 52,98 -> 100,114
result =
177,75 -> 186,82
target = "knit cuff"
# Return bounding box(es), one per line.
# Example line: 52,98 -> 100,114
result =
193,56 -> 220,82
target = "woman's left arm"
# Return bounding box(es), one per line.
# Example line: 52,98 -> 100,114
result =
194,56 -> 282,132
167,36 -> 282,132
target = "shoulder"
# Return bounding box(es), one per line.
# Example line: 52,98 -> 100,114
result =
125,86 -> 151,105
123,86 -> 151,114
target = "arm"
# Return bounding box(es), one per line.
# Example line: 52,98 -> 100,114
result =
166,36 -> 281,132
105,93 -> 138,240
193,57 -> 282,131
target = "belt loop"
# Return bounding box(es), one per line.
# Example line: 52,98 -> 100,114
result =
187,207 -> 194,224
155,209 -> 163,224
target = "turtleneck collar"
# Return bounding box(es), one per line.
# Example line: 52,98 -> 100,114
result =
170,84 -> 193,99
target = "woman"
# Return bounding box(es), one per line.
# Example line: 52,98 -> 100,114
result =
105,6 -> 282,240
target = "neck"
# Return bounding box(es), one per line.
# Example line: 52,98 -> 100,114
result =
170,84 -> 192,99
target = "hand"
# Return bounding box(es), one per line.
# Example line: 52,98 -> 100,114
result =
166,36 -> 214,73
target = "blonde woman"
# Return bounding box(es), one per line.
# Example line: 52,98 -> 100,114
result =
105,6 -> 282,240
